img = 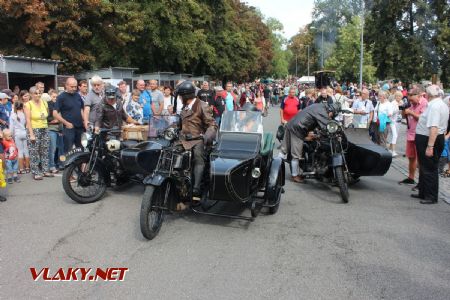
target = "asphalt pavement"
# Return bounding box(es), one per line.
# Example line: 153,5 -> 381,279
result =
1,106 -> 449,300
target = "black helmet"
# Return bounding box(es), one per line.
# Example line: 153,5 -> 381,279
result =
239,102 -> 258,112
176,81 -> 196,97
105,87 -> 116,99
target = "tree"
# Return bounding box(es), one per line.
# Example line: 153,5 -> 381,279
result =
325,16 -> 376,83
288,27 -> 319,76
266,18 -> 289,78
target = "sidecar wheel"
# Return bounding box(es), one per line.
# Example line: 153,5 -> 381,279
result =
335,166 -> 349,203
140,183 -> 170,240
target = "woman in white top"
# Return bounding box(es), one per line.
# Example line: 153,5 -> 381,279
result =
374,90 -> 394,148
162,86 -> 175,115
388,91 -> 402,156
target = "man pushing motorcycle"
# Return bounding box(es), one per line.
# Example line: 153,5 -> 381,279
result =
279,102 -> 339,183
176,81 -> 217,203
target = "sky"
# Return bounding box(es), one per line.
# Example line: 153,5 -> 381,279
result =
244,0 -> 315,39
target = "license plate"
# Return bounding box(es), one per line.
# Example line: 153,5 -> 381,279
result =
60,148 -> 85,162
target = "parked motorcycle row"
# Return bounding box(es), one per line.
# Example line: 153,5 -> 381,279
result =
61,109 -> 391,240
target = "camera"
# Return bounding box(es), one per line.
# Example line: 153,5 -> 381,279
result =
398,101 -> 411,111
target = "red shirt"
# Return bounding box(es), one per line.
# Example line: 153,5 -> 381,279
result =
281,96 -> 301,122
2,139 -> 18,160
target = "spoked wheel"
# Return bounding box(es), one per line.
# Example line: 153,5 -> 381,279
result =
62,159 -> 106,204
140,181 -> 172,240
334,166 -> 349,203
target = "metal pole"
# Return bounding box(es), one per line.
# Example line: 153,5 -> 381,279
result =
359,0 -> 365,89
307,45 -> 310,79
321,29 -> 324,69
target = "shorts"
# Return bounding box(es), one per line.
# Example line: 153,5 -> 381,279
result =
405,140 -> 417,158
6,160 -> 18,174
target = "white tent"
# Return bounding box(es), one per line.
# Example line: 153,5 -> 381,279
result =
297,76 -> 315,84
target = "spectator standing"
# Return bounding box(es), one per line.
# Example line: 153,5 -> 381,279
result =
83,75 -> 104,130
2,129 -> 20,183
280,87 -> 301,125
300,89 -> 315,110
225,82 -> 237,112
9,101 -> 30,173
78,80 -> 88,103
117,80 -> 130,103
197,82 -> 214,106
398,88 -> 428,185
240,85 -> 255,107
24,86 -> 51,180
412,85 -> 449,204
47,90 -> 62,173
388,91 -> 402,156
124,89 -> 143,124
136,80 -> 152,123
53,78 -> 85,153
0,93 -> 10,130
263,85 -> 272,107
273,85 -> 280,105
149,80 -> 164,116
373,91 -> 393,148
162,87 -> 175,115
352,88 -> 374,129
315,87 -> 333,105
254,90 -> 266,112
19,90 -> 30,103
35,82 -> 45,94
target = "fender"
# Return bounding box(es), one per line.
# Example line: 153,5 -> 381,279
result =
265,157 -> 284,204
331,153 -> 344,167
143,173 -> 168,186
64,152 -> 111,187
267,157 -> 285,190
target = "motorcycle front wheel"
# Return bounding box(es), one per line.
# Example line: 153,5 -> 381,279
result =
334,166 -> 349,203
140,181 -> 171,240
62,159 -> 107,204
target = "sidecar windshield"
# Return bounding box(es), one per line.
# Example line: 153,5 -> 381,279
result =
220,111 -> 263,134
148,115 -> 180,138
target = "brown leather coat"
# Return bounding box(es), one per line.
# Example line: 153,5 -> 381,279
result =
179,99 -> 217,149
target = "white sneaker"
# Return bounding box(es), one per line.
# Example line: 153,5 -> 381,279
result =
392,151 -> 398,157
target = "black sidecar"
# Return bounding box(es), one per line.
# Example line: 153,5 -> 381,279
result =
140,111 -> 285,240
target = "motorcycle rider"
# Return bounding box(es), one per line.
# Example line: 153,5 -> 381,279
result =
176,81 -> 217,203
94,87 -> 138,131
279,102 -> 339,183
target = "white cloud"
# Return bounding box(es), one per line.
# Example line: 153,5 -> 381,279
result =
244,0 -> 315,39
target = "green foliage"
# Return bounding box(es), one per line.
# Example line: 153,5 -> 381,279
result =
0,0 -> 276,80
325,16 -> 376,83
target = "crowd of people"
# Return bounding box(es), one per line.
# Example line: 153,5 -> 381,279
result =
0,76 -> 448,204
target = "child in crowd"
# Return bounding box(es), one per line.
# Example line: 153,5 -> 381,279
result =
124,89 -> 143,124
2,129 -> 20,184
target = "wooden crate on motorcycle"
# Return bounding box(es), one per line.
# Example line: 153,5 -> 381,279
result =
122,125 -> 149,141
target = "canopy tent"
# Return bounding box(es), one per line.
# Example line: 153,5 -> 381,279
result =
296,76 -> 315,84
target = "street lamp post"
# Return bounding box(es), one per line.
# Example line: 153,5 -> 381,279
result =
359,0 -> 365,89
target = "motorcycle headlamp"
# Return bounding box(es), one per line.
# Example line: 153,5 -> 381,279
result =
164,127 -> 177,141
327,121 -> 339,134
106,139 -> 121,152
81,132 -> 92,148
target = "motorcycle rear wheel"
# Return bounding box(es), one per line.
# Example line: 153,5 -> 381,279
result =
334,166 -> 349,203
140,182 -> 171,240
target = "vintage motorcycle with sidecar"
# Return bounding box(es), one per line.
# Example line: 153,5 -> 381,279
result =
61,116 -> 179,204
293,114 -> 391,203
140,110 -> 285,240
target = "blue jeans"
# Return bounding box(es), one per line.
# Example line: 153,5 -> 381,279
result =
214,116 -> 221,126
48,130 -> 59,170
6,160 -> 18,174
57,134 -> 64,168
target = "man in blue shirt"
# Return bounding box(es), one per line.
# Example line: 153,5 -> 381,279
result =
224,82 -> 236,111
136,80 -> 152,123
